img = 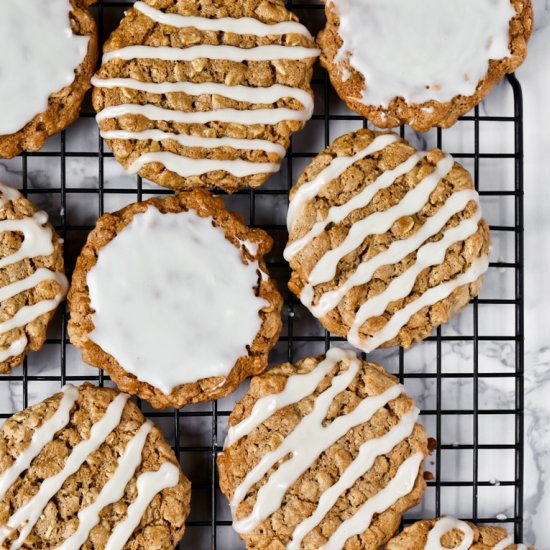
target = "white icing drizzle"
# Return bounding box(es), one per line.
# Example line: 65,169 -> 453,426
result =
302,189 -> 481,318
0,385 -> 79,502
0,208 -> 68,349
96,103 -> 311,125
56,421 -> 153,550
321,452 -> 424,550
103,44 -> 320,64
0,393 -> 129,550
94,2 -> 318,182
286,133 -> 399,231
133,1 -> 314,38
0,0 -> 90,135
307,154 -> 454,286
425,517 -> 474,550
91,78 -> 314,118
350,255 -> 489,352
99,129 -> 287,157
288,408 -> 419,550
330,0 -> 516,107
230,357 -> 408,535
288,136 -> 488,353
284,151 -> 425,261
225,347 -> 357,447
0,183 -> 21,207
128,151 -> 280,178
0,337 -> 28,363
87,207 -> 268,394
104,462 -> 180,550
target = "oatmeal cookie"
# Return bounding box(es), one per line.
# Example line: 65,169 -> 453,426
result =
218,347 -> 428,550
0,383 -> 190,549
386,517 -> 535,550
92,0 -> 319,192
318,0 -> 532,132
68,190 -> 283,409
284,129 -> 491,353
0,182 -> 68,374
0,0 -> 98,158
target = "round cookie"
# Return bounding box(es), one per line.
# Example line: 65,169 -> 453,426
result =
0,182 -> 68,374
68,190 -> 283,409
386,517 -> 535,550
0,383 -> 190,549
317,0 -> 532,132
92,0 -> 319,193
217,347 -> 428,549
284,129 -> 491,353
0,0 -> 98,158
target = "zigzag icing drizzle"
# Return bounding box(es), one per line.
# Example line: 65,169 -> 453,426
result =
0,183 -> 68,363
284,135 -> 489,353
0,385 -> 180,550
93,1 -> 319,180
224,347 -> 423,547
425,517 -> 528,550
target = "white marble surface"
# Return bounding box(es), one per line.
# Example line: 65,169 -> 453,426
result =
0,1 -> 547,548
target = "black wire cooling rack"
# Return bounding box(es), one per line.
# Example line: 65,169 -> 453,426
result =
0,1 -> 525,548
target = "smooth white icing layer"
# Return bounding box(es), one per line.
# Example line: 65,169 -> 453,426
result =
127,151 -> 280,178
0,385 -> 79,502
103,44 -> 320,64
87,206 -> 268,394
134,1 -> 314,38
0,337 -> 27,363
56,421 -> 153,550
0,394 -> 129,550
226,347 -> 422,545
492,536 -> 514,550
0,0 -> 89,135
104,462 -> 180,550
91,78 -> 314,118
321,452 -> 423,549
425,517 -> 474,550
330,0 -> 515,107
99,129 -> 287,157
0,183 -> 21,207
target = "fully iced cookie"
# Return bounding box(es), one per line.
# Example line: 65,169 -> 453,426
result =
318,0 -> 532,131
92,0 -> 319,193
218,347 -> 428,549
68,190 -> 283,409
0,0 -> 98,158
0,182 -> 68,374
285,129 -> 491,353
0,383 -> 190,549
386,517 -> 534,550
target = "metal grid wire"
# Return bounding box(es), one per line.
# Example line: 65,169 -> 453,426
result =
0,0 -> 524,548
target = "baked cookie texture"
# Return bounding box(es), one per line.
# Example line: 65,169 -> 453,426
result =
386,517 -> 535,550
0,383 -> 190,549
0,0 -> 98,158
218,348 -> 428,550
0,183 -> 68,374
68,190 -> 283,409
317,0 -> 532,132
285,129 -> 491,353
92,0 -> 319,193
